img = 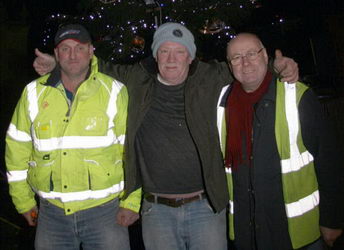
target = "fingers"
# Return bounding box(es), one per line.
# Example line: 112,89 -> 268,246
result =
273,49 -> 299,83
275,49 -> 283,59
22,206 -> 38,226
116,208 -> 139,227
33,48 -> 56,76
320,226 -> 343,247
116,213 -> 138,227
280,59 -> 299,83
35,48 -> 44,57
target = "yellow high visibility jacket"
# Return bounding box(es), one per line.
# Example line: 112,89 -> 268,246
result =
6,56 -> 141,215
224,81 -> 319,249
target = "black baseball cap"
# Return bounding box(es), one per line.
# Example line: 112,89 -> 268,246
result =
54,24 -> 92,47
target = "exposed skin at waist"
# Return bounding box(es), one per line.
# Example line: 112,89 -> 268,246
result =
151,190 -> 204,199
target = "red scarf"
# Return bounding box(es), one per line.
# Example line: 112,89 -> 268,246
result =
225,71 -> 272,169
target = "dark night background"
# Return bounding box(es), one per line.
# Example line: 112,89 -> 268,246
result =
0,0 -> 343,249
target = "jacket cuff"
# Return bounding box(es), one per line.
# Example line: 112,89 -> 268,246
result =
17,199 -> 37,214
119,188 -> 142,213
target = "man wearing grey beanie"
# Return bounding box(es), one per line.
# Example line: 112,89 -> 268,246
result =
33,22 -> 299,250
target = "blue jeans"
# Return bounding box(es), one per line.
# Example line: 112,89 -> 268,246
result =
141,198 -> 227,250
299,238 -> 325,250
35,198 -> 130,250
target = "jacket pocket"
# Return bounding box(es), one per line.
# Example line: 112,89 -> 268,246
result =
27,159 -> 53,192
78,113 -> 109,136
86,158 -> 123,190
33,121 -> 54,140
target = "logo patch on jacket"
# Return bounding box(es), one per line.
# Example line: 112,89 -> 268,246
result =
42,101 -> 49,109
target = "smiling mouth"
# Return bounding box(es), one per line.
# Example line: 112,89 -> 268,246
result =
166,65 -> 178,69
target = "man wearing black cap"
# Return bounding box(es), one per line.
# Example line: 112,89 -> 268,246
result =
6,24 -> 140,249
33,22 -> 298,250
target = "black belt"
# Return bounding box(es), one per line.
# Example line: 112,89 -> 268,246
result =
144,193 -> 206,208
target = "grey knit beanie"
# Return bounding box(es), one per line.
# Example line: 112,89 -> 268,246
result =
151,22 -> 196,60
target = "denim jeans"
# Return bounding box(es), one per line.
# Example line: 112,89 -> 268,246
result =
141,197 -> 227,250
35,198 -> 130,250
299,238 -> 326,250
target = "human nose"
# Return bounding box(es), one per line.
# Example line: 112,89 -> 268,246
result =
69,48 -> 76,59
167,51 -> 175,62
241,55 -> 250,65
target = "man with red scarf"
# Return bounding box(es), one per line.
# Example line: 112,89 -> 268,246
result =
225,33 -> 343,250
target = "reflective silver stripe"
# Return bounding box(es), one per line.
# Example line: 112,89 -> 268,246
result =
29,79 -> 126,151
36,181 -> 124,202
116,134 -> 125,145
27,81 -> 46,123
7,124 -> 32,142
104,79 -> 118,131
284,82 -> 299,153
281,150 -> 314,173
285,190 -> 319,218
226,166 -> 234,215
32,129 -> 117,151
106,79 -> 126,145
229,200 -> 234,214
282,82 -> 319,218
7,170 -> 28,182
217,85 -> 230,150
225,168 -> 234,214
282,82 -> 314,173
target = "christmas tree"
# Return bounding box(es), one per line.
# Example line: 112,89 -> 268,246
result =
41,0 -> 258,63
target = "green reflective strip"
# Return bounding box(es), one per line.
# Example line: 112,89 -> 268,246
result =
282,163 -> 318,204
275,81 -> 290,159
275,80 -> 319,248
221,115 -> 227,155
287,207 -> 320,249
226,171 -> 235,240
295,82 -> 309,154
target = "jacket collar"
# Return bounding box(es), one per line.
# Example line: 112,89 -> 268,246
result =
261,74 -> 278,103
45,55 -> 97,87
44,56 -> 101,100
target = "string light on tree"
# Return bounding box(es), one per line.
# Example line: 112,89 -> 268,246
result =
99,0 -> 118,4
40,0 -> 259,63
